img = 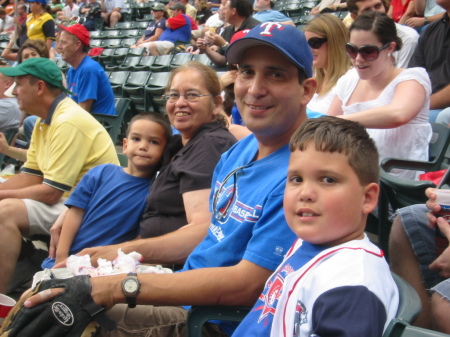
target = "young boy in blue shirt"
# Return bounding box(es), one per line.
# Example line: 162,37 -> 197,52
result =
42,113 -> 172,268
233,116 -> 399,337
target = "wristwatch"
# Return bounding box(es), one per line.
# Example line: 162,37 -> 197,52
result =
424,16 -> 429,25
121,273 -> 140,308
221,42 -> 229,52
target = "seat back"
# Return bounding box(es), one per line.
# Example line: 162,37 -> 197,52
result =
117,153 -> 128,167
391,272 -> 421,323
186,306 -> 251,337
382,318 -> 450,337
92,98 -> 130,143
429,122 -> 450,169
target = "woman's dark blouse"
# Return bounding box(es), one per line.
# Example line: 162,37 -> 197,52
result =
140,121 -> 237,238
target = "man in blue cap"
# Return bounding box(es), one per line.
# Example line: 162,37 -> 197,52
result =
19,23 -> 317,337
0,57 -> 118,295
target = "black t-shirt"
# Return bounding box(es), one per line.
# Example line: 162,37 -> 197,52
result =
140,121 -> 237,238
408,12 -> 450,94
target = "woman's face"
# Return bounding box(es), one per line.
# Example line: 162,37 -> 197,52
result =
348,29 -> 393,80
166,68 -> 219,143
152,10 -> 163,19
304,31 -> 328,70
21,47 -> 40,62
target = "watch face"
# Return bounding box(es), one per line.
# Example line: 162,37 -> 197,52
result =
124,279 -> 139,293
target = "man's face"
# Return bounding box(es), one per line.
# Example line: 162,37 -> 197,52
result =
254,0 -> 269,10
234,45 -> 315,146
57,31 -> 80,64
13,75 -> 39,114
354,0 -> 386,16
173,8 -> 182,16
222,1 -> 234,23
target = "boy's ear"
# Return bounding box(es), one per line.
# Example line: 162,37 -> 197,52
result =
362,182 -> 379,215
122,137 -> 128,154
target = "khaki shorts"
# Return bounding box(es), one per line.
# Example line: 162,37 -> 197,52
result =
99,304 -> 227,337
23,198 -> 67,236
151,41 -> 175,55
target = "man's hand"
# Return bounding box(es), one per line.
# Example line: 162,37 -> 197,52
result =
405,17 -> 425,28
0,276 -> 116,337
430,217 -> 450,277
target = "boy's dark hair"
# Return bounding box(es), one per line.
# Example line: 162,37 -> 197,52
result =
290,116 -> 379,185
126,112 -> 172,143
350,11 -> 402,51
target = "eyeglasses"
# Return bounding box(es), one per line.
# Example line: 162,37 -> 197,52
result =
345,42 -> 391,61
162,92 -> 211,103
212,165 -> 246,222
307,37 -> 328,49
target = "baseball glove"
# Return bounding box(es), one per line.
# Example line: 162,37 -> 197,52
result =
0,275 -> 116,337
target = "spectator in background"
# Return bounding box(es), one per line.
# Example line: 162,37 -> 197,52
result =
305,14 -> 351,115
50,0 -> 64,18
252,0 -> 294,25
403,0 -> 445,30
0,57 -> 118,295
0,72 -> 21,134
101,0 -> 128,28
81,0 -> 102,30
196,0 -> 259,67
57,0 -> 80,21
410,0 -> 450,124
58,24 -> 115,115
347,0 -> 418,68
328,12 -> 431,181
310,0 -> 342,14
145,3 -> 196,55
166,0 -> 197,20
130,3 -> 168,48
195,0 -> 212,26
0,8 -> 14,33
25,0 -> 55,50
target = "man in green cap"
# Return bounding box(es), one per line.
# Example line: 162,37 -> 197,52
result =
0,57 -> 119,295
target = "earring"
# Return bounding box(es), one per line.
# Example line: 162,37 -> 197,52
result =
387,53 -> 391,57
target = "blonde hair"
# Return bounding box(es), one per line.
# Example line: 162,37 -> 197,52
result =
305,14 -> 350,96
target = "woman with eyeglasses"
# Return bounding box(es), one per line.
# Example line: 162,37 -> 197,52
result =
139,61 -> 236,240
328,11 -> 431,180
304,14 -> 350,115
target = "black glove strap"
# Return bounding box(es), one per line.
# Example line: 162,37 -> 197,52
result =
80,293 -> 117,331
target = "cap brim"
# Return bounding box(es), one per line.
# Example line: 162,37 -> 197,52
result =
0,67 -> 28,77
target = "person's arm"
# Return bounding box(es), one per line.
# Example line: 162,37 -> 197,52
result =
405,12 -> 444,28
203,46 -> 227,66
148,27 -> 164,41
0,172 -> 64,204
310,5 -> 321,15
42,19 -> 56,51
338,79 -> 426,128
430,84 -> 450,110
386,4 -> 393,19
49,207 -> 69,259
327,95 -> 344,116
0,133 -> 27,161
1,37 -> 18,61
55,206 -> 85,264
413,0 -> 426,16
28,257 -> 273,311
398,1 -> 415,24
78,99 -> 94,112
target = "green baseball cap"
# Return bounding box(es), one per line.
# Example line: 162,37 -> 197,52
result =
0,57 -> 72,94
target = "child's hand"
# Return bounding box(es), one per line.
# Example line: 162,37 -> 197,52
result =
49,207 -> 69,258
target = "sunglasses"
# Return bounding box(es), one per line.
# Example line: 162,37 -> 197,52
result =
345,42 -> 391,61
307,37 -> 328,49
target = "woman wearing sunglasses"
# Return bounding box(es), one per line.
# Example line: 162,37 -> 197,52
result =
304,14 -> 350,115
328,11 -> 432,180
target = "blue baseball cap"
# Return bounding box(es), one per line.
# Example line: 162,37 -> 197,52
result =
225,23 -> 313,78
27,0 -> 47,5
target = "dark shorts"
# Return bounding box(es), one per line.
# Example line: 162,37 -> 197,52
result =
397,204 -> 446,290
